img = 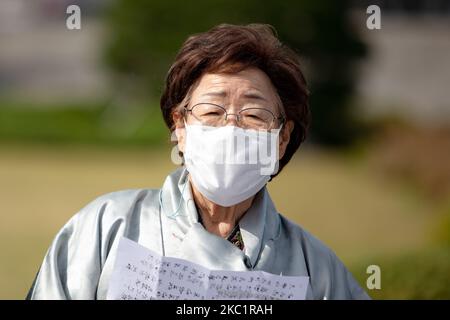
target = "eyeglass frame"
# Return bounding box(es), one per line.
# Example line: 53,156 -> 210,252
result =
183,102 -> 285,130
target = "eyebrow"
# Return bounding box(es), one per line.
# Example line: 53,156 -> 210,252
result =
243,92 -> 268,102
201,91 -> 227,98
201,91 -> 268,102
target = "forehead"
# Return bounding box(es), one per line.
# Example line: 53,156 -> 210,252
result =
191,68 -> 278,98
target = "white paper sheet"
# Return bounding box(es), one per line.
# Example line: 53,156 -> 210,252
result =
107,237 -> 309,300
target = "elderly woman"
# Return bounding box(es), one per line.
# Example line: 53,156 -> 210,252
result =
27,24 -> 369,300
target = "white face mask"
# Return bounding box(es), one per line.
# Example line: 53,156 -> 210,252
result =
183,122 -> 282,207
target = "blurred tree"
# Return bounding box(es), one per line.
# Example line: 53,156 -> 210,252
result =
105,0 -> 367,146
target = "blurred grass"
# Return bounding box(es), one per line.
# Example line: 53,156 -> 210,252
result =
351,246 -> 450,299
0,100 -> 169,147
433,204 -> 450,247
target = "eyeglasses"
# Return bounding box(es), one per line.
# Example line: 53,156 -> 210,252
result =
184,103 -> 285,130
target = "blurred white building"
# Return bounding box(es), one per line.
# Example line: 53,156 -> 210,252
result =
0,0 -> 110,103
353,0 -> 450,124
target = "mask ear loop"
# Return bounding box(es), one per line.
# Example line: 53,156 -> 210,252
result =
159,175 -> 188,220
276,123 -> 284,134
267,122 -> 284,182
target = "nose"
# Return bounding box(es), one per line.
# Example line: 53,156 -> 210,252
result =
224,113 -> 240,127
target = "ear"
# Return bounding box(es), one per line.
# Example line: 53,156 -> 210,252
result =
278,120 -> 294,160
172,110 -> 186,153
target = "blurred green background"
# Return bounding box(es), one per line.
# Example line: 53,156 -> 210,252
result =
1,0 -> 449,299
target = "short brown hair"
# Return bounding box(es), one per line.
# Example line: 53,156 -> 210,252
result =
160,23 -> 310,178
